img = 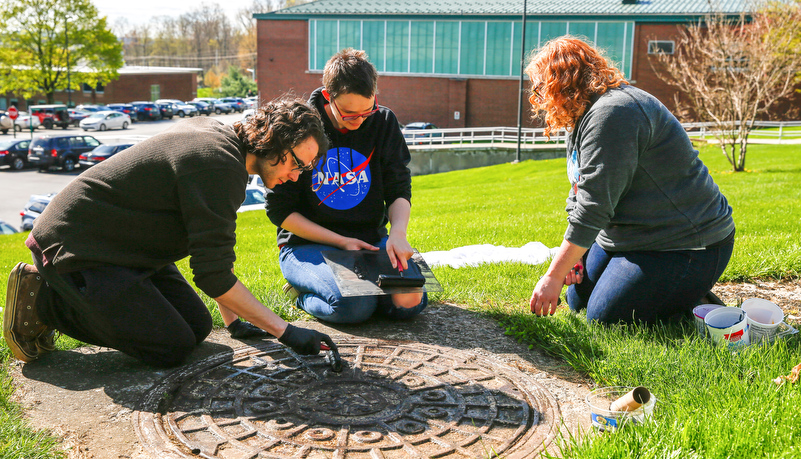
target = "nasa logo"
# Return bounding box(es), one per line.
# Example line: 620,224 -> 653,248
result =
313,147 -> 372,210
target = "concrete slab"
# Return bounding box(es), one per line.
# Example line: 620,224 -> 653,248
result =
10,303 -> 592,458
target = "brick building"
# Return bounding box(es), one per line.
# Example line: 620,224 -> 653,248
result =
254,0 -> 759,128
1,66 -> 201,111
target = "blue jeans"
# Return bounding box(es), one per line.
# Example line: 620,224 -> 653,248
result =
279,237 -> 428,324
567,234 -> 734,324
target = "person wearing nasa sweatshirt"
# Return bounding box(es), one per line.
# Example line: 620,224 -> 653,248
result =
265,48 -> 427,324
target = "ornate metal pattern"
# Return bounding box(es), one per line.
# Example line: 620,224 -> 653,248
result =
135,339 -> 559,458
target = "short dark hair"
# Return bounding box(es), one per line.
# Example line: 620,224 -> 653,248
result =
322,48 -> 378,99
234,97 -> 328,166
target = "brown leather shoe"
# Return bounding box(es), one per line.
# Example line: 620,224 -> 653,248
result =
3,262 -> 54,362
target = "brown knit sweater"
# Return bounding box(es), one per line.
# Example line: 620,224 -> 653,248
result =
31,117 -> 249,298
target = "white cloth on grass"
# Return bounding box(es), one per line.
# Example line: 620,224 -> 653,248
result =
421,242 -> 559,269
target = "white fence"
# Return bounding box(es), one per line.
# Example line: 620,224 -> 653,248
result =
401,121 -> 801,146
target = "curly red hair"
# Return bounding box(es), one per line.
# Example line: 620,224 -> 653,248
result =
525,36 -> 628,138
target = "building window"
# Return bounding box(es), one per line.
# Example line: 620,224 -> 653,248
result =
648,40 -> 675,55
151,84 -> 160,101
81,83 -> 105,94
310,19 -> 635,78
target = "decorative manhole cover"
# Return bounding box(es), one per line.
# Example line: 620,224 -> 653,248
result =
134,339 -> 559,458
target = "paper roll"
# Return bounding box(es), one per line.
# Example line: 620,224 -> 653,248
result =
609,386 -> 651,412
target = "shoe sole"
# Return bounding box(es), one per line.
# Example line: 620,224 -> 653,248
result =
4,262 -> 38,362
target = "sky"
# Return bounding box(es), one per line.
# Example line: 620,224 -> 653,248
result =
93,0 -> 257,28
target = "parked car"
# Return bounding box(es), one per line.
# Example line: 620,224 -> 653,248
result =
211,100 -> 235,114
193,97 -> 233,114
80,111 -> 131,131
156,103 -> 174,119
29,104 -> 70,129
78,143 -> 134,168
0,112 -> 12,134
402,122 -> 443,144
28,134 -> 101,172
0,139 -> 32,170
14,112 -> 41,132
186,101 -> 211,116
241,109 -> 255,122
0,219 -> 18,234
68,109 -> 91,126
105,103 -> 135,118
20,192 -> 56,230
130,102 -> 162,121
248,174 -> 265,191
238,186 -> 266,212
219,97 -> 246,113
75,104 -> 108,113
171,103 -> 198,118
244,96 -> 259,109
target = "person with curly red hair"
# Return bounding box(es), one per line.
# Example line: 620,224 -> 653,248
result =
526,36 -> 735,324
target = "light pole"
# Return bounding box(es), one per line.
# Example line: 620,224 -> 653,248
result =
65,15 -> 72,108
515,0 -> 528,164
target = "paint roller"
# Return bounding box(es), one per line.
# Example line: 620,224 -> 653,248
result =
377,256 -> 426,288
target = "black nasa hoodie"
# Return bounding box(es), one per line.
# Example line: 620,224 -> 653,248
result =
264,87 -> 412,247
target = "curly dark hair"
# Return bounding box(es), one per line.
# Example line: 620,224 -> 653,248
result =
525,36 -> 628,139
234,97 -> 328,166
322,48 -> 378,99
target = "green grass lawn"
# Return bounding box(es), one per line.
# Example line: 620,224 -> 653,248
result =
0,143 -> 799,458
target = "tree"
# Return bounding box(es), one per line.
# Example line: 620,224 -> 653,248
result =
220,65 -> 257,97
0,0 -> 123,104
649,2 -> 801,172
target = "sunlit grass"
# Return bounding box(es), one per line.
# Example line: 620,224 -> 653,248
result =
0,142 -> 798,457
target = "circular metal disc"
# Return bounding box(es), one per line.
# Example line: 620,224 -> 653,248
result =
135,339 -> 559,458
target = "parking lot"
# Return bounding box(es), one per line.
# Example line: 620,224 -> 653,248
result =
0,112 -> 243,230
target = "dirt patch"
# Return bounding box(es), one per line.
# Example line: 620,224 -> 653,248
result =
8,281 -> 798,458
10,303 -> 593,459
712,279 -> 801,320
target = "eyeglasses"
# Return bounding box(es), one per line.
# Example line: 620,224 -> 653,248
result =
529,82 -> 545,104
330,95 -> 379,121
288,147 -> 315,172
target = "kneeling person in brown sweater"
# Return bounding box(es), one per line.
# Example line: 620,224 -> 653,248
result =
3,98 -> 336,367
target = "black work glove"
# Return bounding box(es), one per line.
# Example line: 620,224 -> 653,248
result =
278,323 -> 336,355
227,319 -> 273,339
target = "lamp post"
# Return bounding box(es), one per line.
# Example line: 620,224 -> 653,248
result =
65,15 -> 72,108
515,0 -> 528,164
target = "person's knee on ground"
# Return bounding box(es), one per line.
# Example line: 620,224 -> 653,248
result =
135,331 -> 199,368
390,292 -> 424,309
298,292 -> 377,324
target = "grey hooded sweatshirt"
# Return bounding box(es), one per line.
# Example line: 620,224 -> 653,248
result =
564,84 -> 734,251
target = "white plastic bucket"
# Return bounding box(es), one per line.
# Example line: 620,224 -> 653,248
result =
705,307 -> 750,348
693,304 -> 725,338
741,298 -> 784,343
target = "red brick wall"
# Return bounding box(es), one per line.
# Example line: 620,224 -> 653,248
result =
257,19 -> 799,127
257,20 -> 538,129
629,23 -> 687,114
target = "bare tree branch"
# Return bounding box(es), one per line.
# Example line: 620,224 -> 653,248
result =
649,1 -> 801,171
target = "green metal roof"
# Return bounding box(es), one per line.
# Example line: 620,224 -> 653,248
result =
255,0 -> 750,20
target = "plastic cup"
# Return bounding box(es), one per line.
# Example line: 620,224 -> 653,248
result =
585,386 -> 656,432
705,307 -> 750,348
741,298 -> 784,343
693,304 -> 725,338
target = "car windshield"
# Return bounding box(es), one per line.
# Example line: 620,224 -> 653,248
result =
0,141 -> 17,149
92,145 -> 116,153
88,113 -> 105,119
242,188 -> 265,206
27,201 -> 49,213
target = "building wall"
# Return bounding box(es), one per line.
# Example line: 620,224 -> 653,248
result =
257,18 -> 799,127
629,23 -> 686,114
1,72 -> 198,110
258,19 -> 537,128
